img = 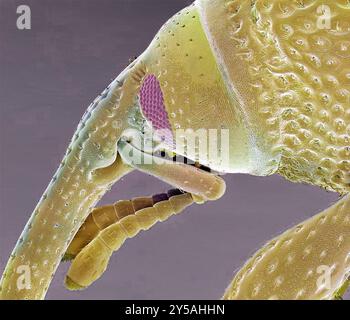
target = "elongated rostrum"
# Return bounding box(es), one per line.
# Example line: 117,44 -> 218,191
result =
0,0 -> 349,300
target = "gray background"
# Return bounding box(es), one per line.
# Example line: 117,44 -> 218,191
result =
0,0 -> 346,300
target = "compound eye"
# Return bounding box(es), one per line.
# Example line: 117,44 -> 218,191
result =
139,74 -> 174,147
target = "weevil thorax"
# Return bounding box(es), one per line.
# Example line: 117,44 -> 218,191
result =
196,0 -> 350,194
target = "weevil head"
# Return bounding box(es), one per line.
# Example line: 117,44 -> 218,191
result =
127,4 -> 280,176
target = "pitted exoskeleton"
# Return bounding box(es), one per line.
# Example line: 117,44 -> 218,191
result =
0,0 -> 349,300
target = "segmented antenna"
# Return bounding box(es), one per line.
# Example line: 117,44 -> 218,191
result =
65,190 -> 197,290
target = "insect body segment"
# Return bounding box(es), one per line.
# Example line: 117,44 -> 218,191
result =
198,0 -> 350,193
65,190 -> 198,290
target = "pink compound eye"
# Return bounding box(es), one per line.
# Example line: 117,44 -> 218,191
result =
139,74 -> 174,146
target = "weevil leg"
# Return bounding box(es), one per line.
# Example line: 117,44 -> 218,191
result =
64,190 -> 212,290
64,190 -> 205,260
224,194 -> 350,300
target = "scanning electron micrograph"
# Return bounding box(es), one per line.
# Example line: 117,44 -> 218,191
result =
0,0 -> 349,301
